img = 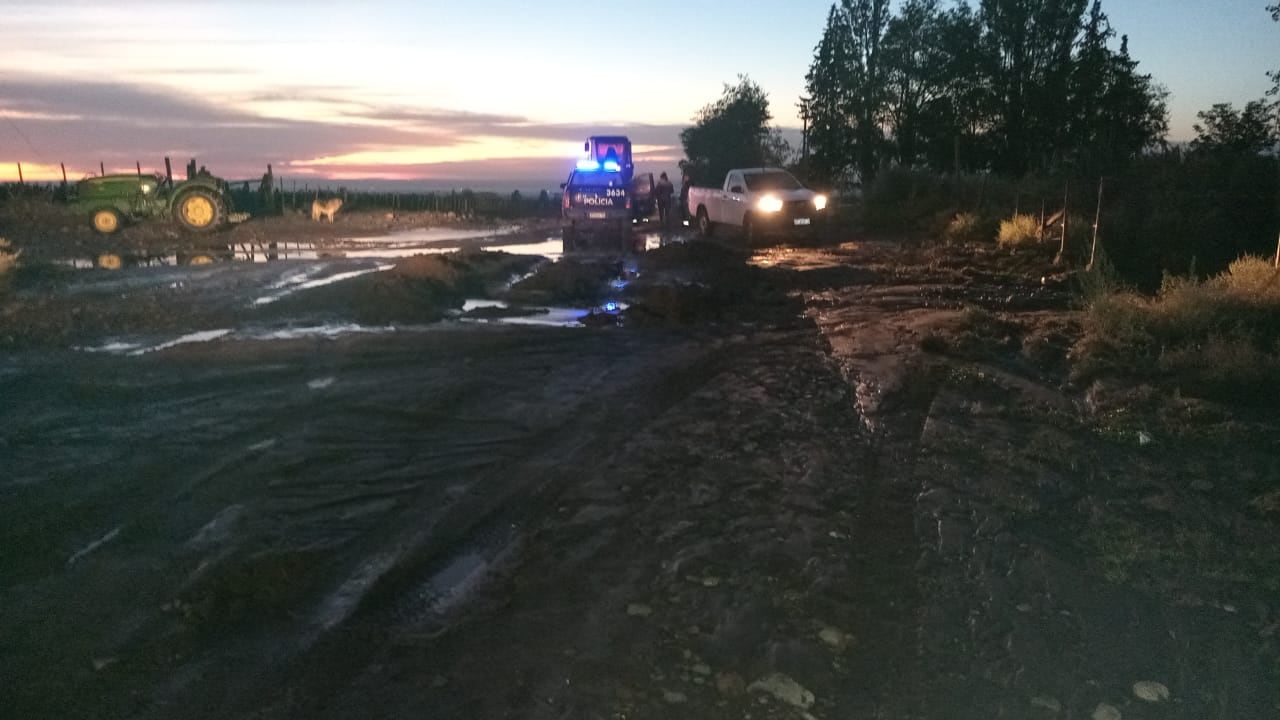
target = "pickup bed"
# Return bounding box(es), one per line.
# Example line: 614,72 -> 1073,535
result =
686,167 -> 829,241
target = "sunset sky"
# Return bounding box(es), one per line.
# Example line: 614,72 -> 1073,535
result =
1,0 -> 1276,189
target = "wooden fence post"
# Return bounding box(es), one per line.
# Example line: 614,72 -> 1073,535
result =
1056,181 -> 1069,267
100,161 -> 105,176
1087,177 -> 1104,271
136,161 -> 142,177
60,163 -> 67,184
16,162 -> 23,184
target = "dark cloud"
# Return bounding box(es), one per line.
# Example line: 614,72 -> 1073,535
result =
1,76 -> 245,125
344,106 -> 530,128
0,75 -> 452,173
1,75 -> 796,182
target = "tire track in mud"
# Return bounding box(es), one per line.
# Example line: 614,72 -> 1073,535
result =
1,326 -> 718,720
796,240 -> 1280,719
252,261 -> 940,720
221,331 -> 740,720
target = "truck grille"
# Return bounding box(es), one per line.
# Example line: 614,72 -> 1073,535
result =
784,200 -> 811,215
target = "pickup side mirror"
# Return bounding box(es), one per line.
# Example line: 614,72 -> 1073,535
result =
729,185 -> 744,194
560,182 -> 567,190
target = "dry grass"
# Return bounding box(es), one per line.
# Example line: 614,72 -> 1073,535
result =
1073,255 -> 1280,402
0,237 -> 20,275
942,211 -> 998,245
996,214 -> 1042,247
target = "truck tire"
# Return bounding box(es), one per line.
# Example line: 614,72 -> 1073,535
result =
696,207 -> 713,238
172,188 -> 226,233
562,226 -> 576,254
91,207 -> 123,234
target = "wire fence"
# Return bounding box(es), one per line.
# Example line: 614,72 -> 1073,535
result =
2,159 -> 564,220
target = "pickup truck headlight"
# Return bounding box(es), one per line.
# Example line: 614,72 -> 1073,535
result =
757,195 -> 784,213
813,194 -> 828,211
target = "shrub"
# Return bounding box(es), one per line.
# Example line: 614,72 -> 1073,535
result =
942,212 -> 997,245
997,214 -> 1042,247
1072,252 -> 1280,402
0,237 -> 19,275
862,169 -> 957,235
1220,255 -> 1280,298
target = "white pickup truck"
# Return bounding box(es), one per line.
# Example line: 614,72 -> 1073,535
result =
686,167 -> 829,241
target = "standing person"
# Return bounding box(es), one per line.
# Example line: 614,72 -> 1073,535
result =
655,171 -> 675,231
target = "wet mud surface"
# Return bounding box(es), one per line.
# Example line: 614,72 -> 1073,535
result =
2,225 -> 1278,719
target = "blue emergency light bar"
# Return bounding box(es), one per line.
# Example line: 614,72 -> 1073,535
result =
575,158 -> 622,172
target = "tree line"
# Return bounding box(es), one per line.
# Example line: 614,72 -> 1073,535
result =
679,0 -> 1279,285
802,0 -> 1177,184
682,0 -> 1278,188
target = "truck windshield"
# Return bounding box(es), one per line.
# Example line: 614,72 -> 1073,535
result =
570,171 -> 625,188
744,172 -> 803,191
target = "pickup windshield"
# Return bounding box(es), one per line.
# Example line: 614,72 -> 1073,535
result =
744,172 -> 803,191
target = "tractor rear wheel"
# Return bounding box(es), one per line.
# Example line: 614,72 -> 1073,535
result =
92,208 -> 123,234
172,189 -> 225,233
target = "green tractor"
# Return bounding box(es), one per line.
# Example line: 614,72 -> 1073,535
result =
72,166 -> 241,235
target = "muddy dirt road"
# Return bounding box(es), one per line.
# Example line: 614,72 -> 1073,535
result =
3,223 -> 1279,720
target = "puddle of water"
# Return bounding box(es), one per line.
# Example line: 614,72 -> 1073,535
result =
343,225 -> 522,244
253,264 -> 395,306
461,299 -> 509,311
419,552 -> 490,614
66,526 -> 122,567
246,323 -> 397,341
54,233 -> 562,272
460,307 -> 592,328
73,324 -> 405,356
487,237 -> 562,259
128,329 -> 233,356
75,340 -> 146,354
312,551 -> 402,636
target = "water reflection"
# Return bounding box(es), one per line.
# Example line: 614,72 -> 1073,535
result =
55,223 -> 705,272
57,234 -> 565,271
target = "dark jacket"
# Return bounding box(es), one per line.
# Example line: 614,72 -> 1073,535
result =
655,177 -> 675,205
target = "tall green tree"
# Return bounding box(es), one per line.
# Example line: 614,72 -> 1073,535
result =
925,3 -> 987,171
801,0 -> 1166,178
842,0 -> 892,182
804,4 -> 858,185
977,0 -> 1088,173
1067,3 -> 1168,174
1269,4 -> 1280,100
882,0 -> 947,167
680,76 -> 784,185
